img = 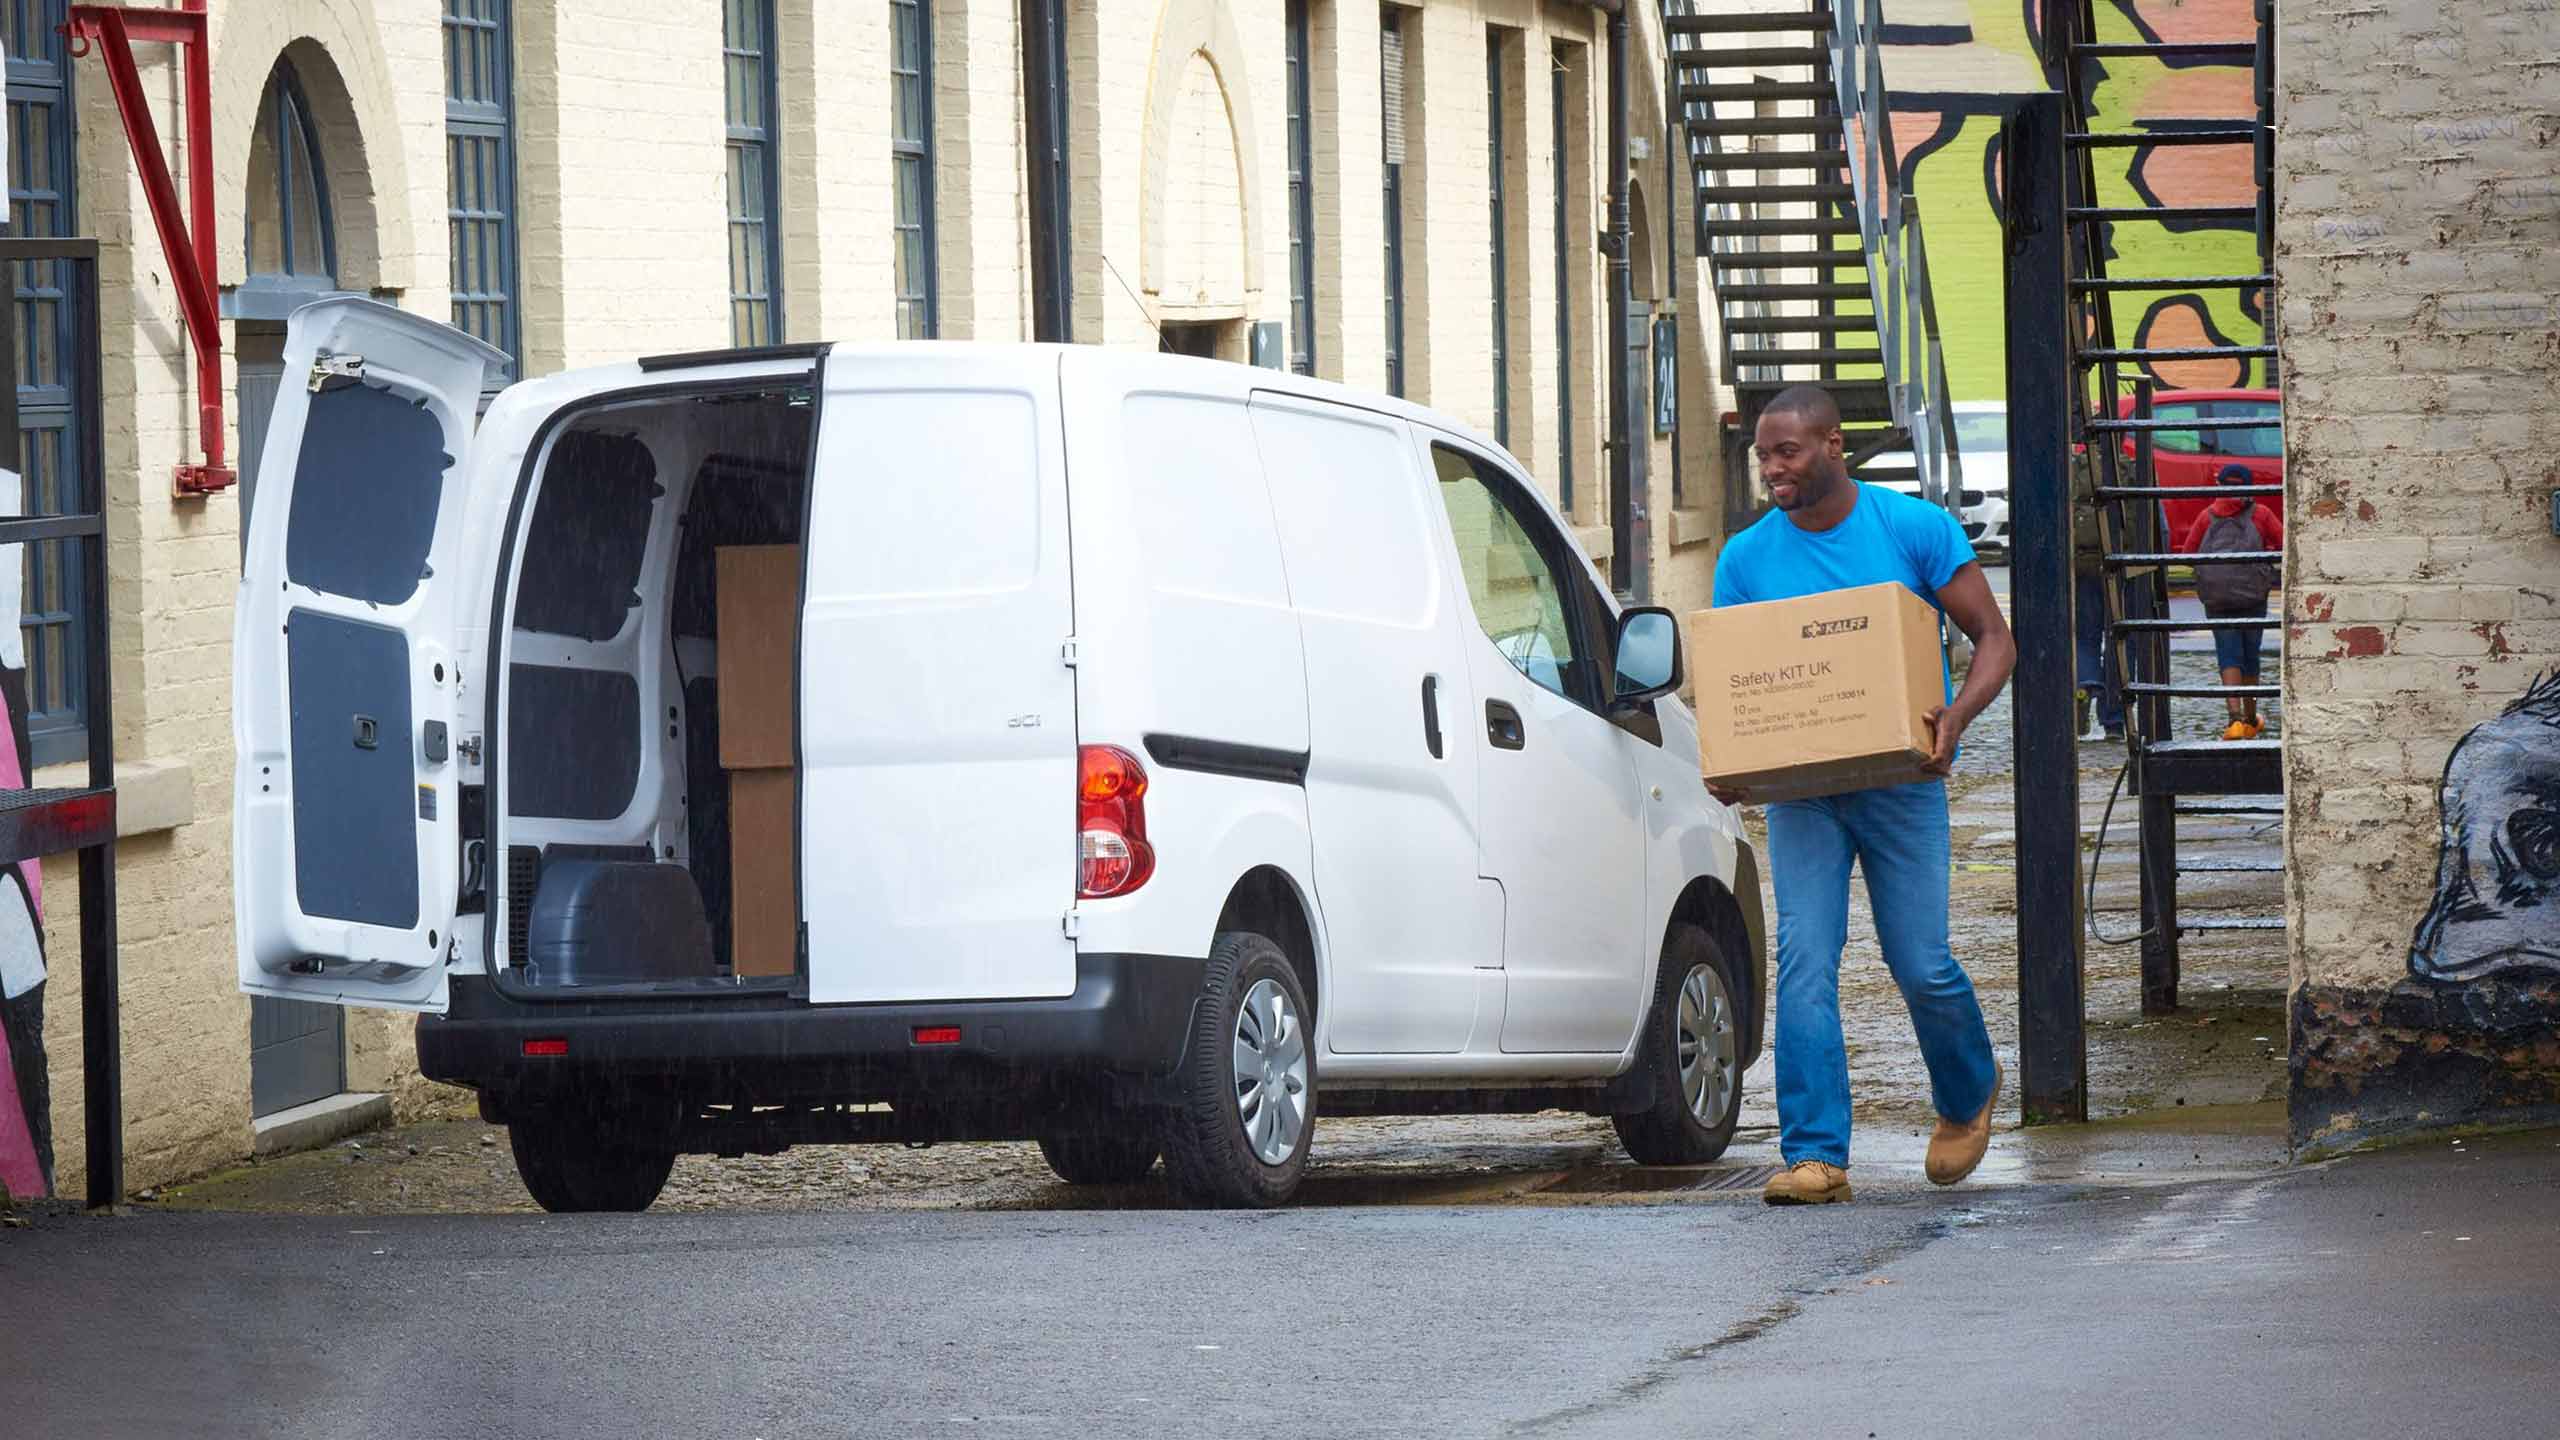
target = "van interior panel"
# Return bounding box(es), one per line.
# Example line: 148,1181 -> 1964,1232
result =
288,380 -> 448,605
287,611 -> 422,929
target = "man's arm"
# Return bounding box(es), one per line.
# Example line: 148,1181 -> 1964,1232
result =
1922,560 -> 2017,775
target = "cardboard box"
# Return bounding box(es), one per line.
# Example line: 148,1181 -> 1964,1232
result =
1686,581 -> 1946,804
728,768 -> 798,977
717,544 -> 800,770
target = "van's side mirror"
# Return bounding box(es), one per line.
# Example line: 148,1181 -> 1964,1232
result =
1612,608 -> 1682,707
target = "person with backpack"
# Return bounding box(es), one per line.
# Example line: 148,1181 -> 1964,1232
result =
2185,463 -> 2283,740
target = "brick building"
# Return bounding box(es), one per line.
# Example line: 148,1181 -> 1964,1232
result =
3,0 -> 1744,1199
2274,0 -> 2560,1149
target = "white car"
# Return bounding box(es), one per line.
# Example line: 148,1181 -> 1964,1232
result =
235,299 -> 1769,1211
1866,401 -> 2010,551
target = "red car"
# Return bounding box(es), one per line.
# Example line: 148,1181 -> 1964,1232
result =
2112,388 -> 2283,551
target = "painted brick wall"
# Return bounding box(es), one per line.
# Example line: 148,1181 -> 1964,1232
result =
2275,0 -> 2560,1151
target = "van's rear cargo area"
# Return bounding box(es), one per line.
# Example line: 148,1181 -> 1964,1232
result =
493,382 -> 812,996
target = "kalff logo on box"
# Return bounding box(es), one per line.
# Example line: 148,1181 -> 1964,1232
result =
1801,616 -> 1869,639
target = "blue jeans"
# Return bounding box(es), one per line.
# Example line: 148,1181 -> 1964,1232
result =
1764,779 -> 2000,1168
2075,574 -> 2122,731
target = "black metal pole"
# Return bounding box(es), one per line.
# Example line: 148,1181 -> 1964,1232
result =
2002,91 -> 2086,1125
2130,382 -> 2182,1015
1602,0 -> 1634,598
75,255 -> 121,1208
1020,0 -> 1071,343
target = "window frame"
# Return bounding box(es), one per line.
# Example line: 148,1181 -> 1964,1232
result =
1430,440 -> 1613,714
1486,28 -> 1508,446
1380,8 -> 1406,397
1285,0 -> 1316,376
890,0 -> 939,339
723,0 -> 785,347
1550,47 -> 1571,510
444,0 -> 523,378
7,0 -> 90,766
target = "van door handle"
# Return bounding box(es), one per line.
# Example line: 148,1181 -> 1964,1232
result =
1486,699 -> 1525,751
1421,676 -> 1444,759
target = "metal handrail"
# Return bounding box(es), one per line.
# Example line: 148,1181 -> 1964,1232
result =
1830,0 -> 1965,516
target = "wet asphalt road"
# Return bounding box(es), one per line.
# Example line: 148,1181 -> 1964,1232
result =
5,1131 -> 2554,1439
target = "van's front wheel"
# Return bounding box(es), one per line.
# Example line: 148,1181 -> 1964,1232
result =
1613,923 -> 1744,1166
508,1117 -> 678,1213
1159,931 -> 1314,1208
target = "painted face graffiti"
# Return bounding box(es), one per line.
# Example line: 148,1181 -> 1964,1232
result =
2411,672 -> 2560,983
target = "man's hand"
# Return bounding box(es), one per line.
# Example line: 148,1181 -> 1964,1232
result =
1708,782 -> 1750,808
1921,704 -> 1965,776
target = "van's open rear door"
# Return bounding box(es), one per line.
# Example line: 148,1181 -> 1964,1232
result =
234,300 -> 506,1013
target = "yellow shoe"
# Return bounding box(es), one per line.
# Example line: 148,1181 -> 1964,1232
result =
1762,1160 -> 1853,1205
1926,1065 -> 2002,1186
2220,719 -> 2263,742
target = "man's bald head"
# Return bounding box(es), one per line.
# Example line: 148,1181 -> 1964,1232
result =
1762,384 -> 1843,432
1751,384 -> 1851,517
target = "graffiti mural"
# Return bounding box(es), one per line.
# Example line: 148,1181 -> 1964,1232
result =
1872,0 -> 2267,400
0,462 -> 49,1201
2411,672 -> 2560,982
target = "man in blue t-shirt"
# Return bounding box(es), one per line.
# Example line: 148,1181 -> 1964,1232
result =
1711,386 -> 2018,1205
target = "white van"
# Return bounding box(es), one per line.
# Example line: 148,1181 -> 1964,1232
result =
235,299 -> 1767,1210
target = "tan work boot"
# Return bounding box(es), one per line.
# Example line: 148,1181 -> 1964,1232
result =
1926,1064 -> 2004,1186
1762,1160 -> 1853,1205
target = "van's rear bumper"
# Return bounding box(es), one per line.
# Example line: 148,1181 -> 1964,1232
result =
416,952 -> 1203,1106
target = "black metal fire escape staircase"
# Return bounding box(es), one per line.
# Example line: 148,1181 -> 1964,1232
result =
1668,0 -> 1967,537
2051,0 -> 2285,1013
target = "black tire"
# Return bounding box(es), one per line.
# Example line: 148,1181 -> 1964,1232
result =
1158,931 -> 1314,1208
1613,922 -> 1745,1166
508,1116 -> 678,1213
1036,1126 -> 1161,1186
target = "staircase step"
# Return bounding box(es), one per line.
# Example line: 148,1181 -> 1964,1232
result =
2081,343 -> 2278,364
1688,147 -> 1851,170
2069,127 -> 2257,147
2111,616 -> 2289,635
2108,551 -> 2280,567
2073,41 -> 2255,62
1733,379 -> 1896,420
1731,346 -> 1884,366
1714,281 -> 1871,302
1709,247 -> 1868,268
2176,859 -> 2285,874
1725,313 -> 1877,334
1678,80 -> 1836,104
1701,216 -> 1860,237
2093,484 -> 2284,501
2071,205 -> 2259,224
2073,274 -> 2272,292
1698,182 -> 1856,204
1666,12 -> 1833,36
2181,916 -> 2286,933
2124,682 -> 2280,699
1670,44 -> 1832,69
1687,115 -> 1848,137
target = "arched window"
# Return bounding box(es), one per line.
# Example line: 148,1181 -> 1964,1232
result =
243,60 -> 338,284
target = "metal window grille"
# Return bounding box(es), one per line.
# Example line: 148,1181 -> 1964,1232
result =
891,0 -> 938,339
1286,0 -> 1315,376
1487,29 -> 1508,446
1380,11 -> 1405,398
6,0 -> 88,764
444,0 -> 520,375
724,0 -> 783,347
1551,47 -> 1572,510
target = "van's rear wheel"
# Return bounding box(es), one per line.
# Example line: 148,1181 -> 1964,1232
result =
508,1117 -> 678,1213
1613,923 -> 1744,1166
1159,930 -> 1313,1208
1036,1127 -> 1160,1186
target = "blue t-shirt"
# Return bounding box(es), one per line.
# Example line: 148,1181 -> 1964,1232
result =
1712,482 -> 1975,704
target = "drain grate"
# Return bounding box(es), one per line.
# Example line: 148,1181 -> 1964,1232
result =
1690,1163 -> 1785,1193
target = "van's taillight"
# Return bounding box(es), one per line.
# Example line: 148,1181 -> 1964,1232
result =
523,1038 -> 568,1057
1077,744 -> 1155,899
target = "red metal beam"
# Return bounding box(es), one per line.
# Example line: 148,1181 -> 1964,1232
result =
65,1 -> 232,496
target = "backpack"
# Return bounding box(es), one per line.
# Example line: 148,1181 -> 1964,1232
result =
2194,502 -> 2277,611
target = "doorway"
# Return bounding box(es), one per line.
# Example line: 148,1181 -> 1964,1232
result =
240,55 -> 352,1118
1159,318 -> 1241,359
